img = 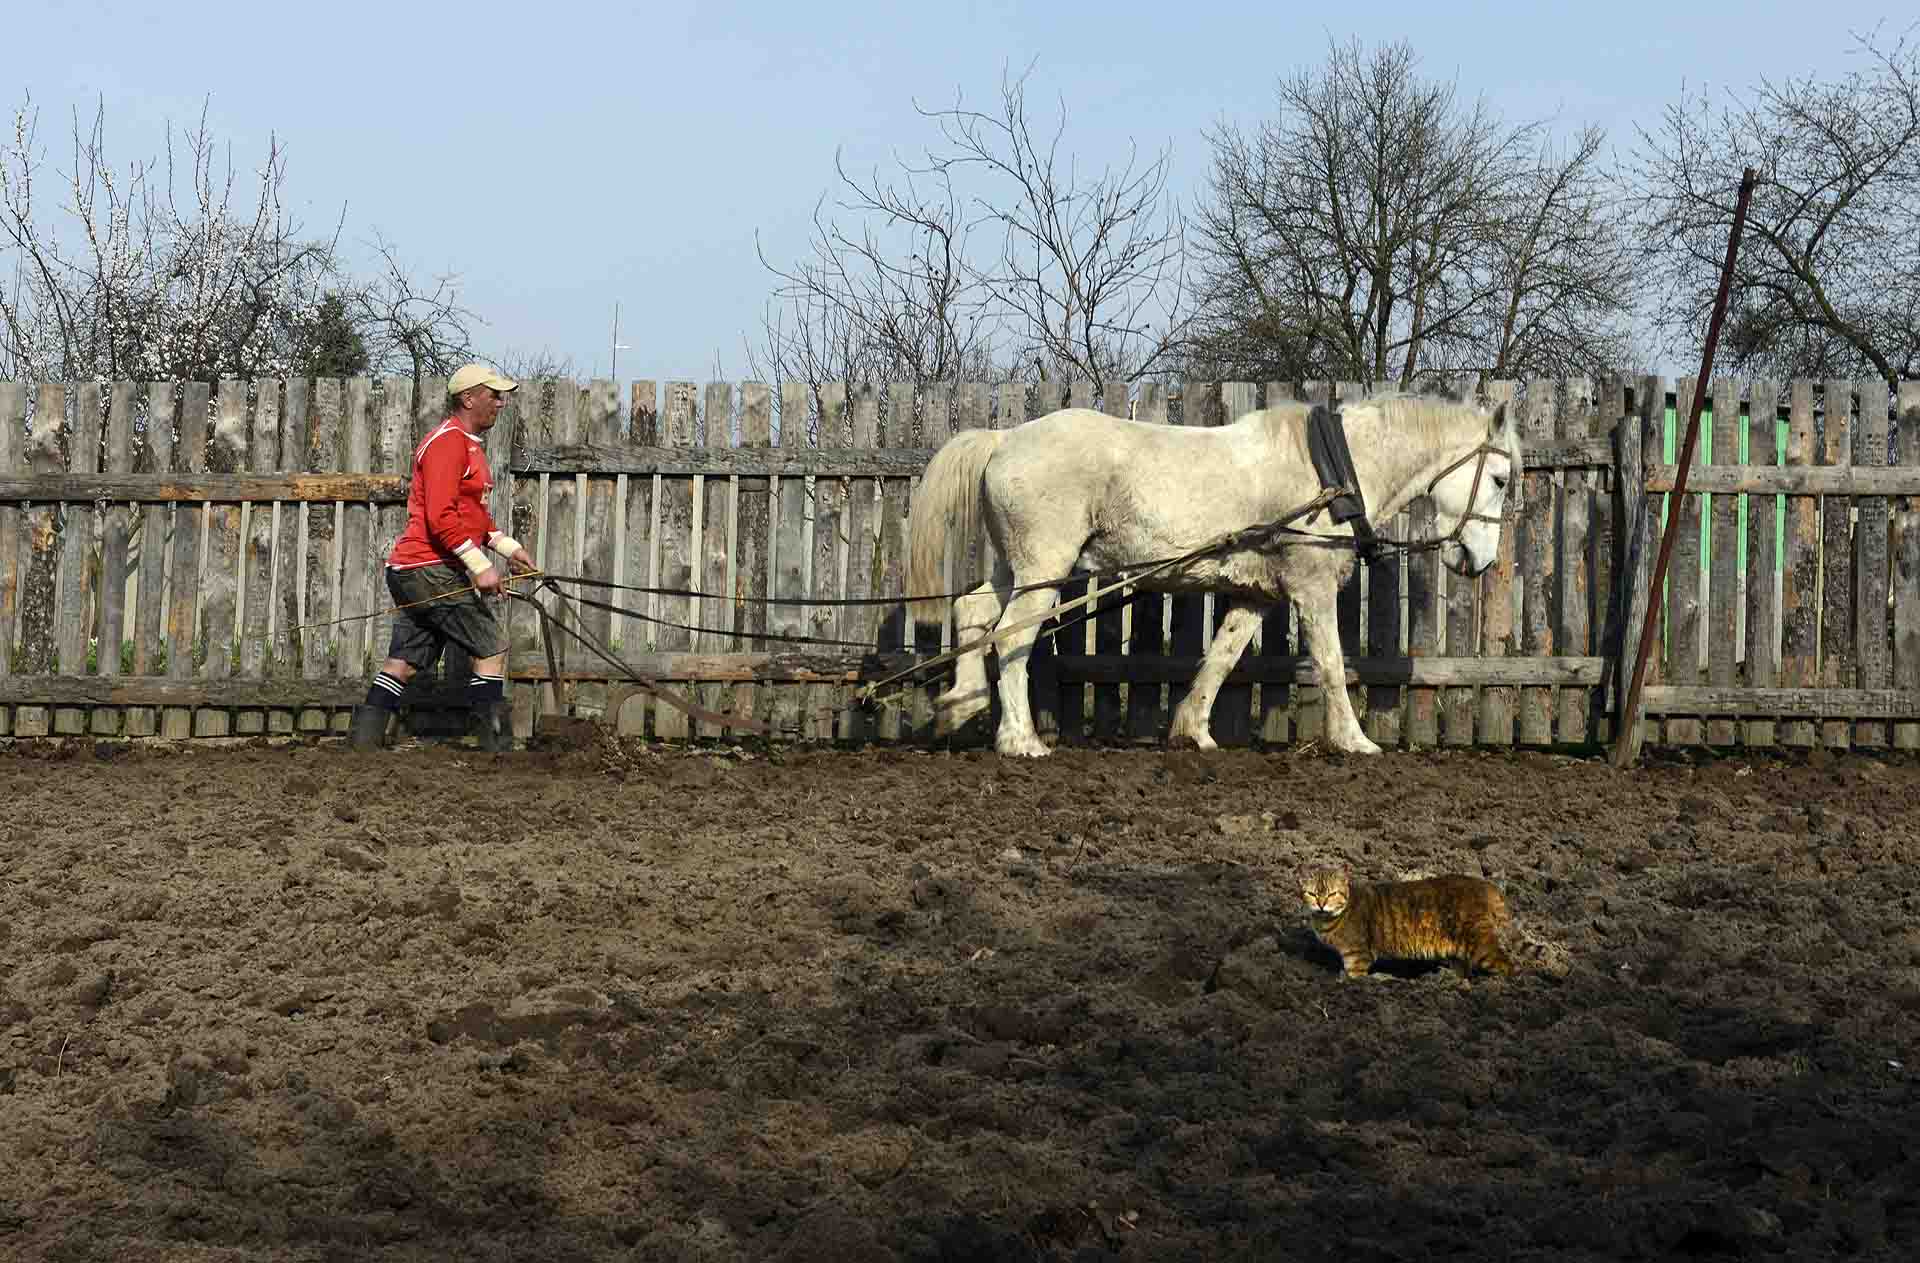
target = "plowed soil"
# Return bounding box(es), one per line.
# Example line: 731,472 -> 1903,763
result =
3,732 -> 1919,1261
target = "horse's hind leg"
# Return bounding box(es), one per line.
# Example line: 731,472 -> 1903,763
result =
934,562 -> 1010,738
1168,599 -> 1268,751
990,562 -> 1072,758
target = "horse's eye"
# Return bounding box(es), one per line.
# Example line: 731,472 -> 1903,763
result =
1492,473 -> 1509,491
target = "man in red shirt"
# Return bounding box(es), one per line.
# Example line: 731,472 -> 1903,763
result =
349,362 -> 536,752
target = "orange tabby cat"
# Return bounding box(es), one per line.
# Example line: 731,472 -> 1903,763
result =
1300,865 -> 1514,978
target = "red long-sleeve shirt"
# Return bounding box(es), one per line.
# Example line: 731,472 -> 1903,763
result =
386,418 -> 502,571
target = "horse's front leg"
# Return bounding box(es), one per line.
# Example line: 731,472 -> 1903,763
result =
988,572 -> 1063,758
1293,574 -> 1382,755
1169,599 -> 1268,751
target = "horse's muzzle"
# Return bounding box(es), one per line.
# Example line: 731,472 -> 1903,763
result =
1442,541 -> 1492,577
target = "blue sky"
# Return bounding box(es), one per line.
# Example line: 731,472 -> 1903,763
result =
11,0 -> 1907,381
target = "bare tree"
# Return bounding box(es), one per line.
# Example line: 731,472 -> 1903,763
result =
0,94 -> 481,386
750,154 -> 999,391
1475,126 -> 1640,378
491,346 -> 579,384
1627,24 -> 1920,384
0,95 -> 338,381
1187,38 -> 1636,389
751,62 -> 1193,396
344,232 -> 479,382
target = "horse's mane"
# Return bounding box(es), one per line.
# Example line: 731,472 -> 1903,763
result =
1352,391 -> 1491,447
1260,390 -> 1489,449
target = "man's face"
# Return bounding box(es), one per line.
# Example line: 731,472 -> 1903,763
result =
461,385 -> 507,430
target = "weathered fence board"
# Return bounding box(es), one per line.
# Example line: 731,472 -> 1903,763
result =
336,379 -> 374,683
98,382 -> 136,693
1854,378 -> 1890,746
242,382 -> 280,688
732,381 -> 775,733
1665,377 -> 1704,746
162,382 -> 210,738
766,381 -> 808,742
808,382 -> 847,741
1744,379 -> 1780,748
643,383 -> 687,735
1704,378 -> 1740,747
50,384 -> 99,735
545,382 -> 584,690
133,384 -> 174,690
0,384 -> 23,717
579,379 -> 620,696
1779,381 -> 1820,747
20,385 -> 63,683
1818,378 -> 1854,748
1897,381 -> 1920,751
194,380 -> 244,736
1557,377 -> 1596,743
301,379 -> 341,731
1404,492 -> 1438,747
880,382 -> 917,738
505,384 -> 545,724
611,380 -> 657,736
1518,377 -> 1555,745
368,378 -> 410,691
270,380 -> 306,732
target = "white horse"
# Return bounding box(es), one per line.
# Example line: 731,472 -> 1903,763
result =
905,392 -> 1520,757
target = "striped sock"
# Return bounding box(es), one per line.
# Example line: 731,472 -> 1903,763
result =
467,673 -> 505,706
364,671 -> 408,711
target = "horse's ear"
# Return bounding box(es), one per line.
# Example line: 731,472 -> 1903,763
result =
1491,401 -> 1509,433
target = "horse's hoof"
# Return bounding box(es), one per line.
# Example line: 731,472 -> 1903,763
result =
995,734 -> 1052,758
1166,728 -> 1218,752
1331,736 -> 1383,756
934,692 -> 992,740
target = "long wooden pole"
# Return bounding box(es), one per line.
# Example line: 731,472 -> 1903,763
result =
1611,166 -> 1759,767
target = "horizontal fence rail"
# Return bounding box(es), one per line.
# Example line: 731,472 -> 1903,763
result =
0,374 -> 1915,752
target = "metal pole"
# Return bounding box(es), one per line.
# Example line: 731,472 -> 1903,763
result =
1611,166 -> 1759,768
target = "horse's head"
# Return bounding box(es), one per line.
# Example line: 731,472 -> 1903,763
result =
1427,401 -> 1519,576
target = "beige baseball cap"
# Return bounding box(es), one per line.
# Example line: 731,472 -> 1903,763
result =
447,362 -> 518,397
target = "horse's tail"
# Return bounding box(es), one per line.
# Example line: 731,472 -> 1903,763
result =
907,427 -> 1005,626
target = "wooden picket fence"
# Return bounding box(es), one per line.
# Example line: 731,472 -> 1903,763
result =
0,374 -> 1916,751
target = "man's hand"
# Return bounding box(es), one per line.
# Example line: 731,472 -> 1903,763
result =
507,547 -> 536,576
473,563 -> 505,596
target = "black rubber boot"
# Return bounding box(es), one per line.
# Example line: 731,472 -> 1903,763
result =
348,705 -> 390,751
471,701 -> 514,753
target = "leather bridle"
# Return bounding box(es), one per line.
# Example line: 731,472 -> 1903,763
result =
1421,438 -> 1511,550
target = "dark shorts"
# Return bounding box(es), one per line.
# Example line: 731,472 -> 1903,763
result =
384,563 -> 509,667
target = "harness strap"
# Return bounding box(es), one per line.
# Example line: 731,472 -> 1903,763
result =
1306,403 -> 1382,559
